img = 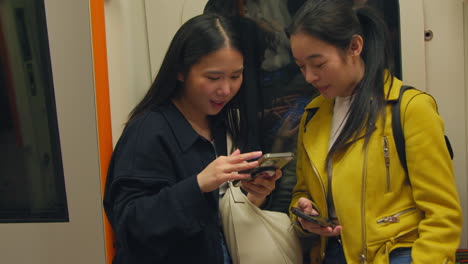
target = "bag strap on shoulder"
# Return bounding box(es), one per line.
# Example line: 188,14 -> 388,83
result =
392,85 -> 454,176
305,87 -> 453,177
391,85 -> 414,176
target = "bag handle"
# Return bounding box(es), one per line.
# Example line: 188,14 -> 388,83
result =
228,181 -> 246,204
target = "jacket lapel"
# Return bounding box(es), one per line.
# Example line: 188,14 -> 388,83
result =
303,98 -> 334,193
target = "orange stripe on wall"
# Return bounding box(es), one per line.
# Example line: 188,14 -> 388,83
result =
89,0 -> 115,263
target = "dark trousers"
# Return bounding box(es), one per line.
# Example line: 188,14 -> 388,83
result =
323,237 -> 347,264
323,236 -> 412,264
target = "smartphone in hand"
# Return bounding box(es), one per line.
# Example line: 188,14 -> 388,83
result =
291,207 -> 334,227
242,152 -> 294,179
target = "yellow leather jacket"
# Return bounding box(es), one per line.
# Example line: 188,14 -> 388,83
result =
290,77 -> 462,264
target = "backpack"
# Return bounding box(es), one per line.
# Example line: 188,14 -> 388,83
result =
392,85 -> 454,175
303,85 -> 454,175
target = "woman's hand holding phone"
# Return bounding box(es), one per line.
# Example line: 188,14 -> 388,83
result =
197,149 -> 262,193
240,152 -> 294,180
242,168 -> 282,207
294,197 -> 342,237
235,152 -> 291,206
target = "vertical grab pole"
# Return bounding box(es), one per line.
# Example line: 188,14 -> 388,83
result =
89,0 -> 115,263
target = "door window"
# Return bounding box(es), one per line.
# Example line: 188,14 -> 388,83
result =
0,0 -> 68,222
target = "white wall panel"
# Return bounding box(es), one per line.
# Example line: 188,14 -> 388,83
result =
145,0 -> 208,79
105,0 -> 152,144
423,0 -> 467,247
399,0 -> 427,89
106,0 -> 207,144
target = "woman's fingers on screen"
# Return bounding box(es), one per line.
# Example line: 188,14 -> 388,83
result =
230,151 -> 262,163
225,155 -> 262,173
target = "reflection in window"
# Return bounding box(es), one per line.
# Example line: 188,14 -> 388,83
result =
0,0 -> 68,222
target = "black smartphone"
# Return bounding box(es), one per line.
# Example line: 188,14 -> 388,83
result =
242,152 -> 294,179
290,207 -> 333,227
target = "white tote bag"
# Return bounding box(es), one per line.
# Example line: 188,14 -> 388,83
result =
220,181 -> 303,264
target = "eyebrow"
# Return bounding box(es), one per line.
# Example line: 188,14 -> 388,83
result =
294,54 -> 323,61
205,67 -> 244,75
232,68 -> 244,74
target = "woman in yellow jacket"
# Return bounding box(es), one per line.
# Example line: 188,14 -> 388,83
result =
287,1 -> 462,264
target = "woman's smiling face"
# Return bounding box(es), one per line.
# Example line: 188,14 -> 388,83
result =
290,32 -> 364,99
176,47 -> 244,117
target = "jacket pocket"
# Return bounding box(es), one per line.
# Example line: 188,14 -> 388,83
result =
376,207 -> 418,224
370,207 -> 422,263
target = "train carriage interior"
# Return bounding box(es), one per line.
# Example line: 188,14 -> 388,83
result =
0,0 -> 467,263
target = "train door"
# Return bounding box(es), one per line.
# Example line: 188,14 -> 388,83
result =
0,0 -> 106,263
400,0 -> 468,247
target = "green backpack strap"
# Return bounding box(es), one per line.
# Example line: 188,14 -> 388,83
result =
392,85 -> 454,176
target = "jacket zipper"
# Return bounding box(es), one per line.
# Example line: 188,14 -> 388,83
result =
307,155 -> 328,260
360,145 -> 370,264
383,136 -> 391,192
308,158 -> 327,213
376,207 -> 417,224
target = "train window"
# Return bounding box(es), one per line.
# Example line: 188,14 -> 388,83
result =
0,1 -> 68,222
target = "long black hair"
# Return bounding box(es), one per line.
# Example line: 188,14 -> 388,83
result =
288,0 -> 394,159
128,14 -> 250,151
